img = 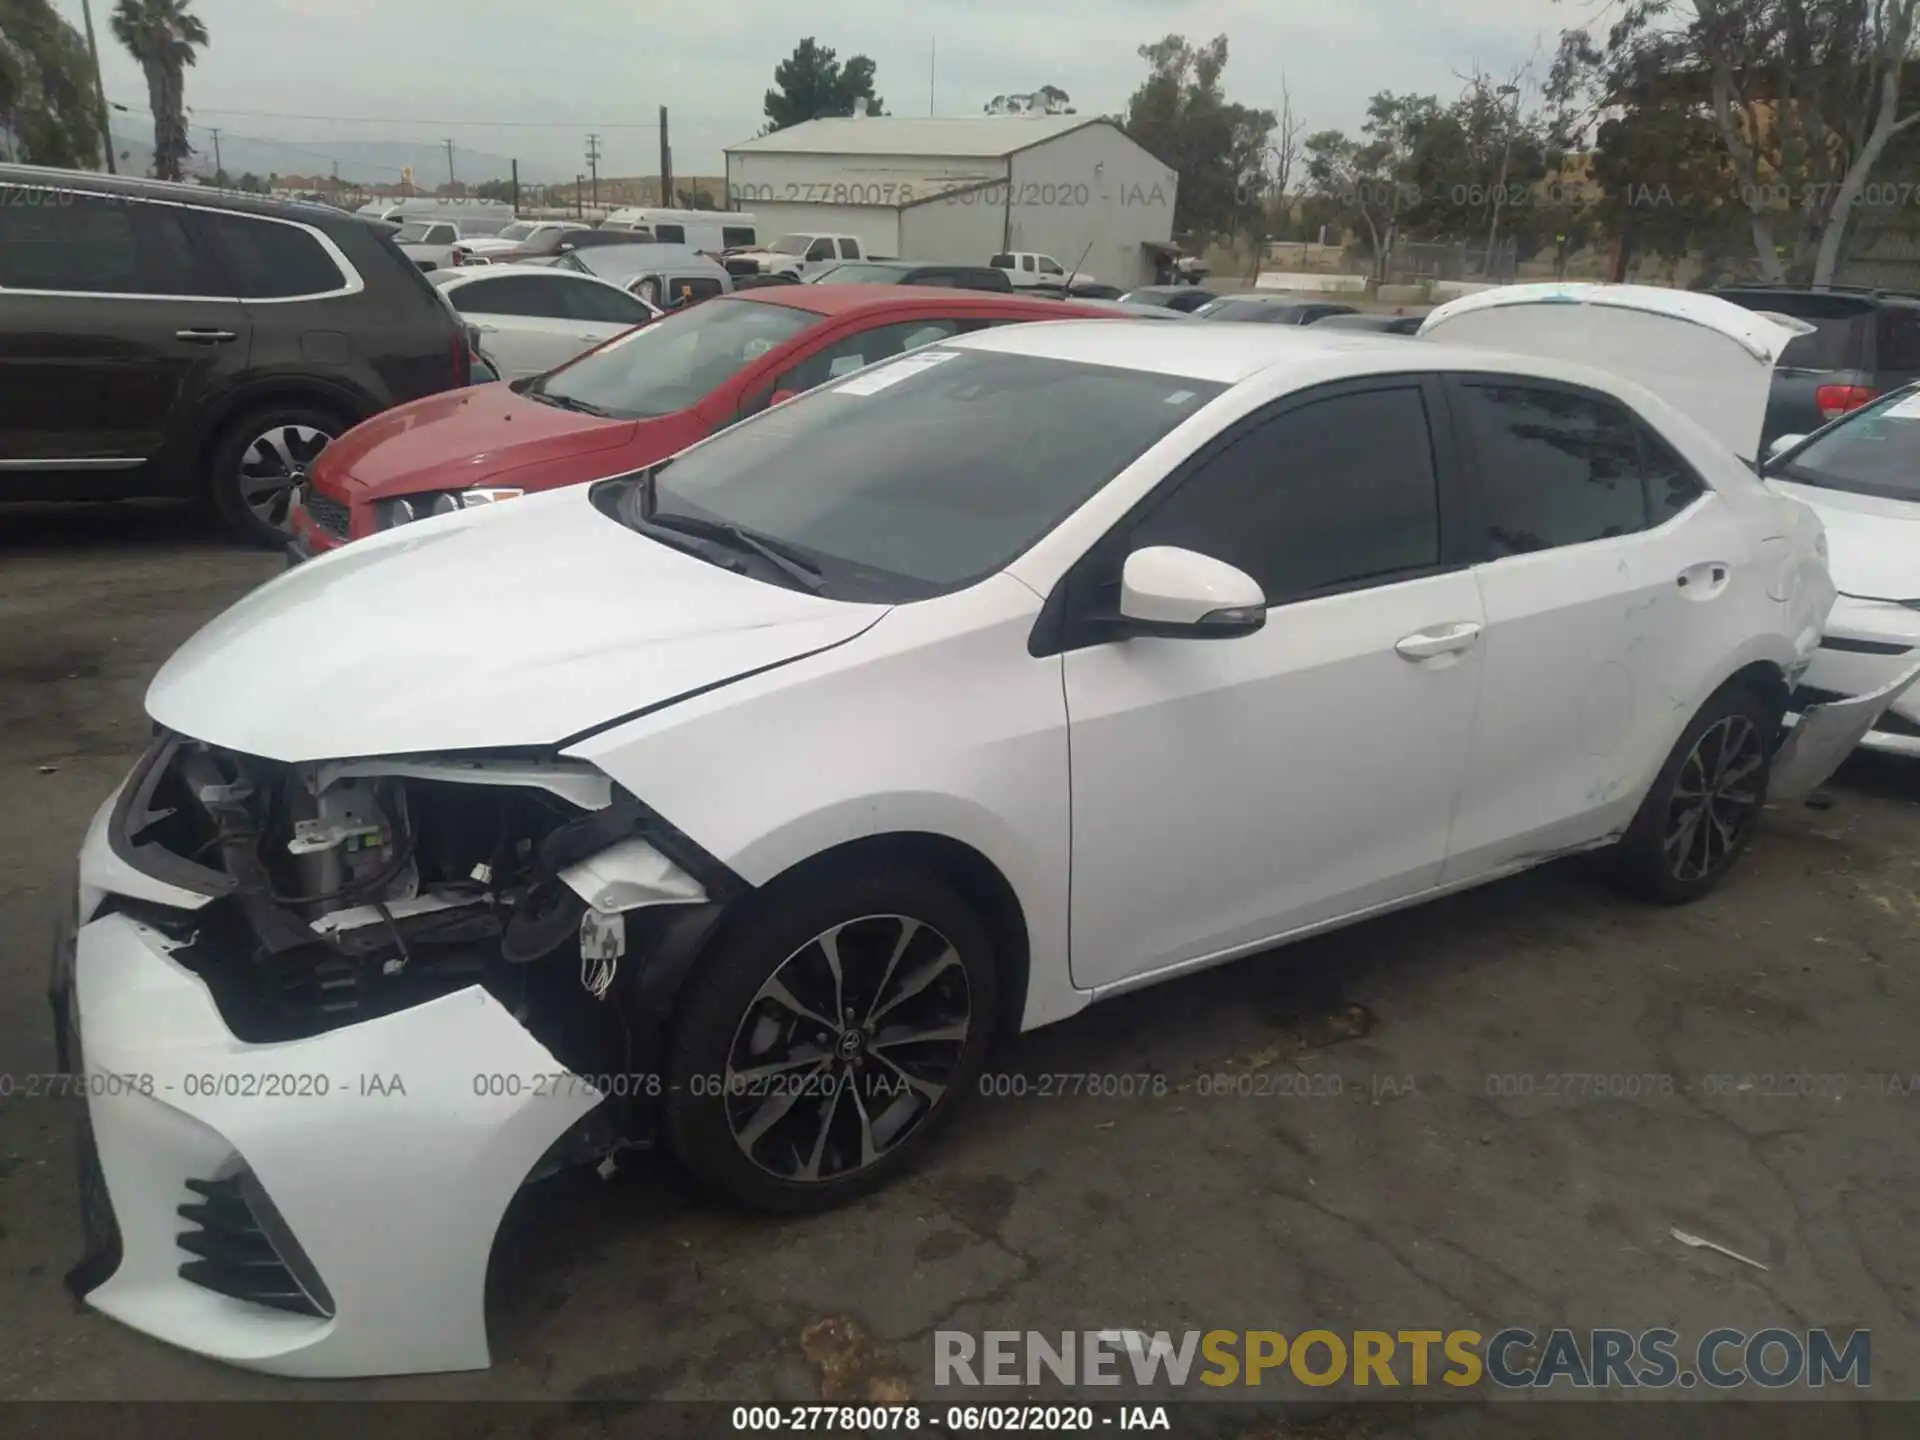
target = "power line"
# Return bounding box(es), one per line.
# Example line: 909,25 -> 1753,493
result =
162,102 -> 665,130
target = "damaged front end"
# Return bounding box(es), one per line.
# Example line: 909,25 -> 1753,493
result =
61,731 -> 736,1377
112,733 -> 712,1055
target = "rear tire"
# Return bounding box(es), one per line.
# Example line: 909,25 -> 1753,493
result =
207,402 -> 348,547
664,863 -> 997,1213
1610,685 -> 1774,903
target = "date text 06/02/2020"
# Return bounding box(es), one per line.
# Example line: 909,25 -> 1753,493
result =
729,1406 -> 1170,1432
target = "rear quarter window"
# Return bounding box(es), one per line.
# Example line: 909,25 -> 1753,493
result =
198,211 -> 350,298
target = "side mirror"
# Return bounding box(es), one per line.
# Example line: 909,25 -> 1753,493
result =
1114,546 -> 1266,638
1767,433 -> 1808,461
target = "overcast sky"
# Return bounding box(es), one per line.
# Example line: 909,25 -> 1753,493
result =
57,0 -> 1586,180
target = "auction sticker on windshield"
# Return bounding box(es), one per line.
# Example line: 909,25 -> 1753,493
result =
833,349 -> 960,396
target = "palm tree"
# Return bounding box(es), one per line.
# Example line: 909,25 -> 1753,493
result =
109,0 -> 206,181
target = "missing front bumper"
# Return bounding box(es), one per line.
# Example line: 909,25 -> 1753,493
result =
64,910 -> 602,1377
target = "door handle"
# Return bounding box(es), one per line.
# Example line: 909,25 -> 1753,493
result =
175,328 -> 237,344
1395,622 -> 1483,661
1676,562 -> 1730,591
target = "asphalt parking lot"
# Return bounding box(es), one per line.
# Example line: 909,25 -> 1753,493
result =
1,504 -> 1918,1434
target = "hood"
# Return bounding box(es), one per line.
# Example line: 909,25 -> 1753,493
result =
1768,478 -> 1920,600
313,386 -> 637,499
147,488 -> 888,763
1418,283 -> 1813,464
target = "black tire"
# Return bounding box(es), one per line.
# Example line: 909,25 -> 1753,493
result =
664,863 -> 998,1213
1610,685 -> 1774,903
206,403 -> 347,547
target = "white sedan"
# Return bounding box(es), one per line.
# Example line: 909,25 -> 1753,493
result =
429,264 -> 659,380
1763,385 -> 1920,756
58,298 -> 1895,1380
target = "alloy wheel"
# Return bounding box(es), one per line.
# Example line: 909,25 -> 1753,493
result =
724,914 -> 971,1183
237,424 -> 331,532
1662,714 -> 1766,882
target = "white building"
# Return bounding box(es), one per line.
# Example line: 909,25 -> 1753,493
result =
724,114 -> 1177,288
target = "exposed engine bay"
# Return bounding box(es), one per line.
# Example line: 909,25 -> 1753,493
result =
112,733 -> 713,1102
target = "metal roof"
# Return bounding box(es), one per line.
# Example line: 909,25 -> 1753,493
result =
728,115 -> 1105,158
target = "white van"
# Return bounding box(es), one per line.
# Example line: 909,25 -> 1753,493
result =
355,197 -> 515,225
601,208 -> 757,252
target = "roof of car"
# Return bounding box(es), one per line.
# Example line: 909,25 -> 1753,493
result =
0,163 -> 363,227
724,285 -> 1118,318
942,316 -> 1674,394
431,263 -> 627,286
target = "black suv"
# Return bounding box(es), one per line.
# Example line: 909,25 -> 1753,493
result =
0,165 -> 471,544
1712,285 -> 1920,450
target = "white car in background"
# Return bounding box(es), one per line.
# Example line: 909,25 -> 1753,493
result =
1762,386 -> 1920,756
449,219 -> 581,265
428,264 -> 658,380
393,216 -> 512,272
60,296 -> 1897,1381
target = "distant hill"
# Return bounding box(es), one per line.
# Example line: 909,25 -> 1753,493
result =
107,128 -> 569,186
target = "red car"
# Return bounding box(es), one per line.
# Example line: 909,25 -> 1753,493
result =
289,286 -> 1122,556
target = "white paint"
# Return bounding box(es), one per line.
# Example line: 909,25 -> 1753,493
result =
73,914 -> 598,1377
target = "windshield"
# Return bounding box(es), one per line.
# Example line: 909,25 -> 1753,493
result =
809,263 -> 901,285
534,296 -> 819,418
1777,387 -> 1920,501
771,235 -> 812,256
497,222 -> 541,242
607,349 -> 1224,601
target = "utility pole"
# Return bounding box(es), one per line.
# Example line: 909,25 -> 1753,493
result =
575,176 -> 584,218
444,137 -> 456,189
77,0 -> 115,174
659,105 -> 673,207
510,158 -> 520,214
209,128 -> 223,177
585,133 -> 602,210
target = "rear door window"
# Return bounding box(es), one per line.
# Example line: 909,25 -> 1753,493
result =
654,223 -> 686,244
559,278 -> 654,325
1454,380 -> 1649,557
839,238 -> 862,259
722,225 -> 756,248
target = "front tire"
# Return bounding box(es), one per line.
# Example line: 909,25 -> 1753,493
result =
664,864 -> 998,1213
1611,685 -> 1773,903
207,403 -> 346,547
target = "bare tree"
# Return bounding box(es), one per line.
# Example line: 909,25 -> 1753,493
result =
1249,72 -> 1301,280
